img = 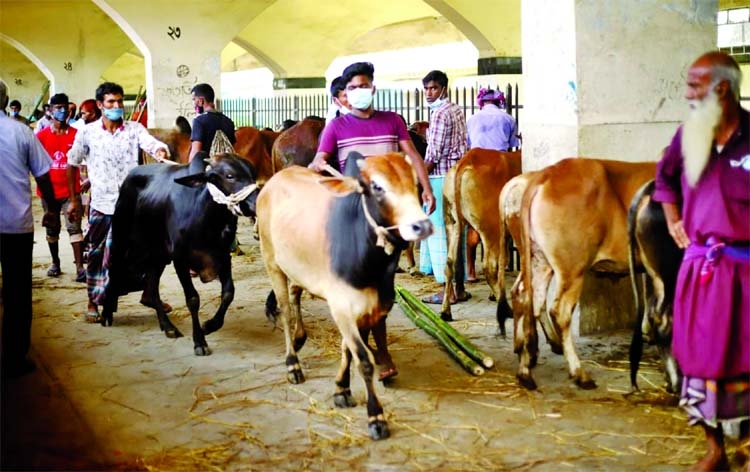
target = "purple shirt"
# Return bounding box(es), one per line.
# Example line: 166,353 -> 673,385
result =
317,111 -> 410,171
654,108 -> 750,245
654,107 -> 750,379
466,104 -> 520,151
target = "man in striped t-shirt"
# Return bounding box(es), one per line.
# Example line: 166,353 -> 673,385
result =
310,62 -> 435,383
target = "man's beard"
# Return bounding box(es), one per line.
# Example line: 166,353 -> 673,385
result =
681,92 -> 722,187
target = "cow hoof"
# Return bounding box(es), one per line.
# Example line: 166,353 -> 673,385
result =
194,345 -> 212,356
368,420 -> 390,440
440,312 -> 454,322
517,374 -> 538,390
165,328 -> 183,339
287,370 -> 305,384
489,294 -> 496,302
333,391 -> 357,408
575,378 -> 597,390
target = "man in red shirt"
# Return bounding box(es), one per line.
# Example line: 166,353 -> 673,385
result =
36,93 -> 85,282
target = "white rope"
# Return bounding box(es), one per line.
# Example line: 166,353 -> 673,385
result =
317,163 -> 398,254
206,182 -> 258,216
360,194 -> 398,255
151,154 -> 179,165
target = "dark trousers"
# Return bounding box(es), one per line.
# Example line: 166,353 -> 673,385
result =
0,233 -> 34,366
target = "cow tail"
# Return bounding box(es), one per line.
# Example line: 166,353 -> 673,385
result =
452,160 -> 466,286
627,179 -> 654,391
518,180 -> 537,339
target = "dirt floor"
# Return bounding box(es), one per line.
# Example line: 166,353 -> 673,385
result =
2,200 -> 743,471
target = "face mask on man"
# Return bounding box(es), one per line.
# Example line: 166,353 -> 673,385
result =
102,107 -> 124,121
195,105 -> 204,115
52,109 -> 68,122
347,88 -> 374,110
10,110 -> 19,117
428,95 -> 446,110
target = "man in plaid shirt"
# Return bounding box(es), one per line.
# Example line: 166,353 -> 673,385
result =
419,70 -> 469,308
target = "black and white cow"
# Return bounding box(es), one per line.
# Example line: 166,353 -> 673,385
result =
101,152 -> 259,356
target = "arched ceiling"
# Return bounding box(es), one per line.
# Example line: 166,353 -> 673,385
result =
2,0 -> 519,85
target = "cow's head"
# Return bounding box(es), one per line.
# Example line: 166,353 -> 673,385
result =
319,152 -> 433,248
174,151 -> 260,217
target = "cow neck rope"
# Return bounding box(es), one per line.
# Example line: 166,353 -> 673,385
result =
206,182 -> 257,216
321,164 -> 398,255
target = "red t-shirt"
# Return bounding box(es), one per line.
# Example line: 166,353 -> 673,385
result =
36,126 -> 80,199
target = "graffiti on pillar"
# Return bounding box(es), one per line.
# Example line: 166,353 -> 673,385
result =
14,78 -> 23,86
63,62 -> 73,72
157,75 -> 198,119
167,26 -> 181,40
176,65 -> 190,78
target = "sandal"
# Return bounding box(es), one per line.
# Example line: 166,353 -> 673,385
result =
378,367 -> 398,382
421,292 -> 472,305
75,269 -> 87,283
84,310 -> 101,324
47,264 -> 61,277
140,300 -> 173,313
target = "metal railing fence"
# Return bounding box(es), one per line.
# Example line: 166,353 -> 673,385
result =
220,83 -> 522,130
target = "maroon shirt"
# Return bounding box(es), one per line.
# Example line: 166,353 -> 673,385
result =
654,106 -> 750,379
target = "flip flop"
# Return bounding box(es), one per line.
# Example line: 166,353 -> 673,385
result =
140,300 -> 173,314
421,293 -> 445,305
47,264 -> 61,277
84,310 -> 100,324
378,367 -> 398,382
75,269 -> 87,283
465,278 -> 479,284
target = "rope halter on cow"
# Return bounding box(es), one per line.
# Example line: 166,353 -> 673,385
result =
206,182 -> 258,217
360,195 -> 399,255
321,164 -> 399,255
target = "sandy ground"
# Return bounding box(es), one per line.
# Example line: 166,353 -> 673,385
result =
1,198 -> 738,471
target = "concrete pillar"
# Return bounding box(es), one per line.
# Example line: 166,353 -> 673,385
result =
520,0 -> 716,334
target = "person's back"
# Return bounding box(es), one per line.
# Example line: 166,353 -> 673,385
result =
193,111 -> 235,152
466,89 -> 519,151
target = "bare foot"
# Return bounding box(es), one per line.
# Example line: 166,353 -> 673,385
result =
688,451 -> 729,472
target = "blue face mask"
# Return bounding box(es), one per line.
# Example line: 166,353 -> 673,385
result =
52,109 -> 68,122
10,110 -> 19,117
102,107 -> 124,121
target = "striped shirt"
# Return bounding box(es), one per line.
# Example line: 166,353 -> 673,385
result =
425,101 -> 467,176
318,111 -> 410,171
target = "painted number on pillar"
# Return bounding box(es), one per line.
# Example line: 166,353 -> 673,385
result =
63,62 -> 73,71
167,26 -> 181,40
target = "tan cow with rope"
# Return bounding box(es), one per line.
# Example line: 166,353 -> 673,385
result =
257,151 -> 432,440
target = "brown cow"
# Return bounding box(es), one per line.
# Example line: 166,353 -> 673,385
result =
271,117 -> 328,172
147,116 -> 192,164
257,151 -> 433,440
234,126 -> 280,184
514,158 -> 656,390
441,149 -> 522,331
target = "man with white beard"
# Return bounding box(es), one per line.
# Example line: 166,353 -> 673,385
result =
654,51 -> 749,471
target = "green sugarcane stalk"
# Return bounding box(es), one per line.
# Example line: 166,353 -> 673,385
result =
396,285 -> 494,369
396,292 -> 485,376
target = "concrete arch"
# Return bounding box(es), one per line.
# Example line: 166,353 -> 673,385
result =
91,0 -> 153,97
423,0 -> 495,57
0,33 -> 53,86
